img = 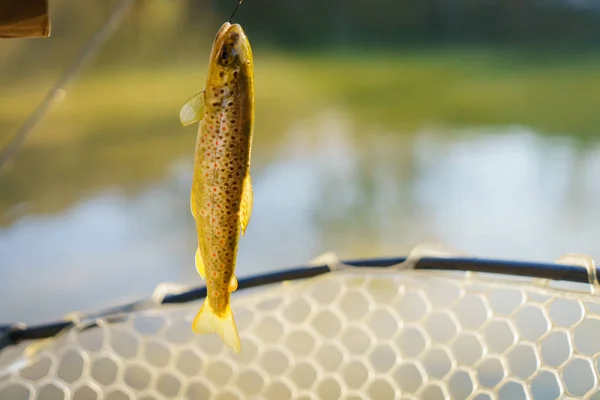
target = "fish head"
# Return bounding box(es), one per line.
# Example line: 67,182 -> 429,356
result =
208,22 -> 253,83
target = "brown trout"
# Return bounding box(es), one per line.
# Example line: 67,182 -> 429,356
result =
179,21 -> 254,353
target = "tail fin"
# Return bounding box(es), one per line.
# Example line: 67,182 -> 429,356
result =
192,299 -> 241,353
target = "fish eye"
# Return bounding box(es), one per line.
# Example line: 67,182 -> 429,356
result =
219,44 -> 237,66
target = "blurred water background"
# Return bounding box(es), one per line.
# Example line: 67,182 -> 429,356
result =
1,0 -> 600,325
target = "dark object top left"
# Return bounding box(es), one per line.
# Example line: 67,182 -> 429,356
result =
0,0 -> 50,38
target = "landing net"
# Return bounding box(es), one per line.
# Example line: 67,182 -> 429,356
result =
1,251 -> 600,399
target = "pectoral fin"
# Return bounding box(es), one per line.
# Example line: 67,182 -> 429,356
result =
195,248 -> 206,279
180,90 -> 205,126
240,173 -> 253,236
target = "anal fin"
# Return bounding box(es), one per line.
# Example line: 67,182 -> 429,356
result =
240,173 -> 253,236
190,190 -> 197,219
229,275 -> 238,292
195,248 -> 206,279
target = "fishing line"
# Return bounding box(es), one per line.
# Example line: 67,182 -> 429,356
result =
229,0 -> 244,23
0,0 -> 135,174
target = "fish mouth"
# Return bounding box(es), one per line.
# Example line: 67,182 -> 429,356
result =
222,22 -> 246,47
215,22 -> 232,41
211,22 -> 251,66
228,24 -> 251,64
214,22 -> 244,47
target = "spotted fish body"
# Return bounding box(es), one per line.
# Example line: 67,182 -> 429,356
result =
179,22 -> 254,353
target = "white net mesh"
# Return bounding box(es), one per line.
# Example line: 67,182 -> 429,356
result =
1,268 -> 600,399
